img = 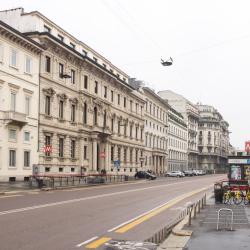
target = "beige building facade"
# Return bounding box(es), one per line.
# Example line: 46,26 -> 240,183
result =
197,104 -> 230,172
158,90 -> 199,170
0,8 -> 145,176
0,20 -> 42,181
168,107 -> 188,171
142,87 -> 168,175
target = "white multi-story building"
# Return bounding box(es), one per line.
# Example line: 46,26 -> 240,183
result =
142,86 -> 169,175
168,106 -> 188,171
0,8 -> 145,176
158,90 -> 199,169
196,104 -> 230,172
0,20 -> 42,181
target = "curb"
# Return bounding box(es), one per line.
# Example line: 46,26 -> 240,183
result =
0,179 -> 147,195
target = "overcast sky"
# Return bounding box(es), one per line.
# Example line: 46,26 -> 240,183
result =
1,0 -> 249,149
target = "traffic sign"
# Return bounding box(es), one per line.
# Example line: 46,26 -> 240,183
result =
114,160 -> 120,168
100,152 -> 105,158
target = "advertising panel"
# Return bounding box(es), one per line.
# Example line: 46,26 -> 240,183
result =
230,165 -> 242,180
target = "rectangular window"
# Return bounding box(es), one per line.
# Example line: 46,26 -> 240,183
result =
136,103 -> 139,114
45,56 -> 51,73
84,75 -> 88,89
45,96 -> 51,115
94,81 -> 98,94
124,148 -> 127,162
71,104 -> 76,122
71,69 -> 75,84
130,149 -> 133,162
82,49 -> 87,56
24,151 -> 30,167
59,63 -> 64,78
111,91 -> 114,102
111,146 -> 114,161
0,43 -> 3,62
9,150 -> 16,167
118,94 -> 120,105
25,96 -> 30,115
71,140 -> 76,158
59,100 -> 64,119
10,92 -> 16,111
70,42 -> 75,49
24,132 -> 30,142
130,100 -> 133,112
124,97 -> 126,108
135,127 -> 138,139
136,150 -> 138,163
130,124 -> 133,137
111,118 -> 114,132
84,145 -> 87,160
117,147 -> 121,160
59,138 -> 64,157
83,102 -> 87,124
104,86 -> 107,98
25,57 -> 32,73
44,25 -> 51,33
58,34 -> 64,41
10,49 -> 17,67
118,121 -> 121,134
9,129 -> 16,140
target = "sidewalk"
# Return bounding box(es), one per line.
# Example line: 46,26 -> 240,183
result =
158,195 -> 250,250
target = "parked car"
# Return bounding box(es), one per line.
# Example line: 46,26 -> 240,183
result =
183,170 -> 194,176
165,171 -> 185,177
135,171 -> 157,180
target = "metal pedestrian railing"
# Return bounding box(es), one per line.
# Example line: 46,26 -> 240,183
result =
29,174 -> 131,189
146,194 -> 207,244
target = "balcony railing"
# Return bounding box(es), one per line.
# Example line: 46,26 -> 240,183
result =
4,111 -> 27,127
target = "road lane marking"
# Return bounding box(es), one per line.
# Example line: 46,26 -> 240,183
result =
0,179 -> 217,216
85,237 -> 111,249
64,180 -> 147,192
115,185 -> 212,233
0,195 -> 23,199
76,236 -> 98,247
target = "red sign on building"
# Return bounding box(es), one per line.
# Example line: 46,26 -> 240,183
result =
245,141 -> 250,153
100,152 -> 105,158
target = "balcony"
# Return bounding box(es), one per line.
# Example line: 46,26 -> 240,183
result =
4,111 -> 27,127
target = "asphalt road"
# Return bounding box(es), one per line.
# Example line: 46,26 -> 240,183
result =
0,175 -> 224,250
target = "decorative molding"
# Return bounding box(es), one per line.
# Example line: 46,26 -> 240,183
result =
69,97 -> 78,105
23,88 -> 34,94
56,93 -> 68,100
8,82 -> 20,90
42,87 -> 56,97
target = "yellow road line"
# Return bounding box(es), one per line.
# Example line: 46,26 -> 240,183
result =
85,237 -> 111,249
115,185 -> 212,233
0,194 -> 23,199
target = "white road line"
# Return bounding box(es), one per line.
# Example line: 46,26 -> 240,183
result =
0,195 -> 23,199
0,177 -> 218,216
107,197 -> 178,232
76,236 -> 98,247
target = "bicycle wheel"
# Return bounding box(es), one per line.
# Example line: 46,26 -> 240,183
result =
233,196 -> 242,205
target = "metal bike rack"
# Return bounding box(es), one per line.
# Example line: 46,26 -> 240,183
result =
217,208 -> 234,231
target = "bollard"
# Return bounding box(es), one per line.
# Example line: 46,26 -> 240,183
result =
204,194 -> 207,206
198,200 -> 201,213
194,203 -> 197,219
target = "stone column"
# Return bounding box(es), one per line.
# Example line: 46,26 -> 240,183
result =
92,138 -> 97,172
105,141 -> 110,171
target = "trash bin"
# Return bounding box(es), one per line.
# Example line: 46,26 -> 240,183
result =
124,175 -> 129,181
214,183 -> 223,203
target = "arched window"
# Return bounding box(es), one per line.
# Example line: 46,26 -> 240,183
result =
93,107 -> 97,125
83,102 -> 87,124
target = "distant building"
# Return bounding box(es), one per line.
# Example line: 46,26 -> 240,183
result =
158,90 -> 199,169
142,86 -> 169,175
0,20 -> 43,181
168,106 -> 188,171
196,104 -> 230,172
